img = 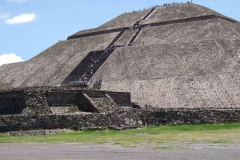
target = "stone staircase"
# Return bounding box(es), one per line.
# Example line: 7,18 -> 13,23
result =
142,7 -> 156,20
74,7 -> 223,87
83,91 -> 119,113
128,7 -> 156,46
61,8 -> 159,86
61,50 -> 104,85
61,30 -> 126,86
128,28 -> 142,46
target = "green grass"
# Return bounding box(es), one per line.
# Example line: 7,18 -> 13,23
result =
1,122 -> 240,147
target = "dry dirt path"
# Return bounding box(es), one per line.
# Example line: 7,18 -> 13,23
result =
0,143 -> 239,160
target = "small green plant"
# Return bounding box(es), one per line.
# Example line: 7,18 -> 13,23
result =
68,105 -> 82,112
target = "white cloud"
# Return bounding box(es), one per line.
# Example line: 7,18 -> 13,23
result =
0,53 -> 24,66
6,0 -> 28,3
5,13 -> 36,24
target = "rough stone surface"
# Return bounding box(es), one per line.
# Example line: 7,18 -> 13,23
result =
69,3 -> 236,37
0,87 -> 131,115
1,107 -> 240,133
92,39 -> 240,107
70,8 -> 151,36
1,87 -> 240,133
116,29 -> 136,45
4,129 -> 73,136
137,18 -> 240,45
141,3 -> 234,24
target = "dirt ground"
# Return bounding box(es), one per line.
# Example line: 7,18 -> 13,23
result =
0,143 -> 240,160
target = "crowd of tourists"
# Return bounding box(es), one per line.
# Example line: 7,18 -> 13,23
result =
72,44 -> 128,86
163,1 -> 192,6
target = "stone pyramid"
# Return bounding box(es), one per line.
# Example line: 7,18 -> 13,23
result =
1,3 -> 240,108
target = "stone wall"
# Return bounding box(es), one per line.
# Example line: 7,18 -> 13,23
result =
1,108 -> 240,132
0,87 -> 132,115
47,91 -> 79,106
0,88 -> 51,115
107,92 -> 131,105
0,91 -> 26,114
46,89 -> 131,113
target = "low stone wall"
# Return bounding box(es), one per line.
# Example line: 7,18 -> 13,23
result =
6,129 -> 73,136
107,92 -> 131,105
84,90 -> 131,105
1,108 -> 240,132
0,87 -> 132,115
0,91 -> 26,114
47,91 -> 79,106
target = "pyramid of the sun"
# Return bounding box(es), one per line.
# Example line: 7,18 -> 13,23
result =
1,3 -> 240,108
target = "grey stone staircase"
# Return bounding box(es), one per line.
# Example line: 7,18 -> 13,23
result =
61,8 -> 158,86
61,30 -> 126,86
83,91 -> 119,113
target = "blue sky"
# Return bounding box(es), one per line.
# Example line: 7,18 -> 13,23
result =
0,0 -> 240,66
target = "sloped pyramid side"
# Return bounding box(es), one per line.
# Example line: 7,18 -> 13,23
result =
0,32 -> 118,89
88,4 -> 240,108
92,38 -> 240,108
69,8 -> 152,36
141,3 -> 237,24
69,3 -> 237,38
136,18 -> 240,45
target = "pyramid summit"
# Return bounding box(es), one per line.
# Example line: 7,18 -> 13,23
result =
1,2 -> 240,108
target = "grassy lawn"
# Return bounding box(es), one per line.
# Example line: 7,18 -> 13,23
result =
0,122 -> 240,147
